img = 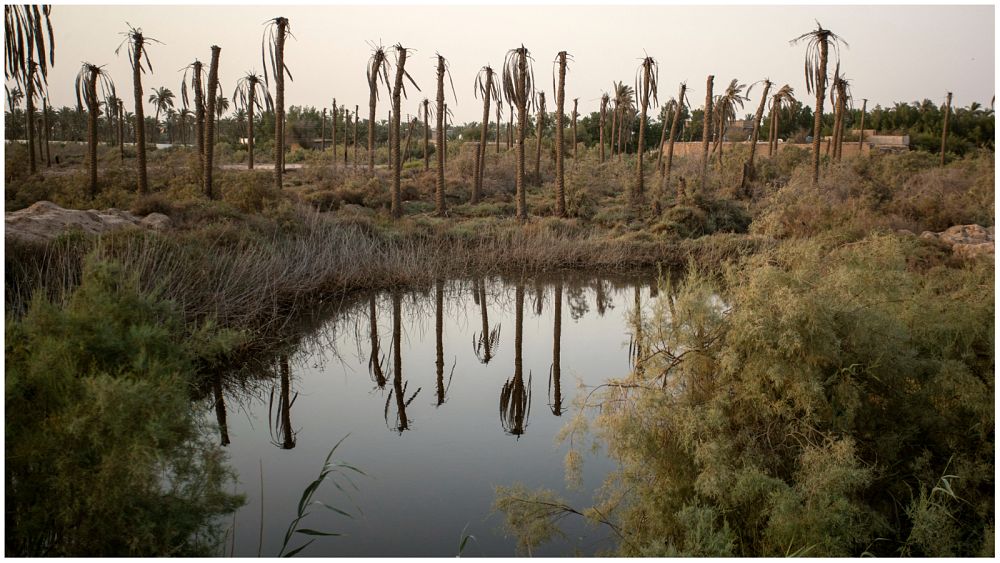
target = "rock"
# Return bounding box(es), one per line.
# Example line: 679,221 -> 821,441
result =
5,200 -> 170,243
139,213 -> 171,231
953,241 -> 994,260
919,224 -> 995,260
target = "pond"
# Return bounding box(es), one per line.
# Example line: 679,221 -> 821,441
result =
209,273 -> 660,557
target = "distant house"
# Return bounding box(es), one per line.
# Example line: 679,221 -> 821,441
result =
723,119 -> 754,141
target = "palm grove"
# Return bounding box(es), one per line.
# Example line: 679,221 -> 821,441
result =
5,6 -> 995,558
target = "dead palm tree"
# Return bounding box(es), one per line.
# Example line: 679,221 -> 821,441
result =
368,295 -> 387,389
552,51 -> 571,216
712,78 -> 748,164
858,98 -> 868,151
502,45 -> 535,222
533,91 -> 546,183
331,97 -> 337,163
233,71 -> 271,169
550,281 -> 562,416
473,278 -> 501,364
203,46 -> 221,198
117,99 -> 124,160
434,54 -> 456,216
147,86 -> 174,144
42,95 -> 51,166
599,92 -> 609,163
422,98 -> 431,171
768,84 -> 796,156
633,55 -> 658,207
5,6 -> 55,91
24,62 -> 41,173
366,42 -> 391,174
740,79 -> 772,195
940,92 -> 953,166
495,104 -> 501,154
390,44 -> 419,219
75,63 -> 115,199
473,64 -> 499,204
700,75 -> 714,189
571,98 -> 578,160
117,24 -> 159,194
181,60 -> 206,170
353,105 -> 359,166
663,82 -> 687,186
500,283 -> 531,436
829,72 -> 851,162
791,21 -> 847,184
343,104 -> 349,165
262,17 -> 292,189
656,99 -> 674,175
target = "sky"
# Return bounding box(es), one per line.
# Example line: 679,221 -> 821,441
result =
23,3 -> 997,123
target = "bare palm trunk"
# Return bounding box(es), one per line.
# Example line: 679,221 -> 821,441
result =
369,295 -> 386,388
495,104 -> 501,154
247,83 -> 256,169
858,98 -> 867,152
353,106 -> 359,166
212,375 -> 230,446
193,61 -> 205,174
367,64 -> 379,173
664,83 -> 686,184
478,279 -> 492,363
435,57 -> 447,216
554,52 -> 567,217
423,99 -> 430,171
507,106 -> 512,149
391,48 -> 408,219
203,45 -> 220,199
515,51 -> 528,222
571,98 -> 578,160
599,97 -> 607,163
118,101 -> 125,161
534,91 -> 545,182
435,279 -> 445,406
940,92 -> 952,166
474,67 -> 494,204
635,63 -> 652,207
344,106 -> 349,165
741,80 -> 771,195
132,35 -> 149,194
391,289 -> 408,431
403,116 -> 415,164
279,355 -> 294,449
86,68 -> 99,198
331,99 -> 337,168
26,64 -> 36,174
551,281 -> 562,416
700,75 -> 714,190
810,39 -> 828,184
273,18 -> 287,190
42,97 -> 51,167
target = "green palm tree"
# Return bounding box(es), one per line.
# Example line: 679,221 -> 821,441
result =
263,17 -> 292,189
75,63 -> 115,199
147,86 -> 174,144
502,45 -> 535,222
366,42 -> 391,174
117,24 -> 159,194
233,71 -> 271,169
791,21 -> 847,184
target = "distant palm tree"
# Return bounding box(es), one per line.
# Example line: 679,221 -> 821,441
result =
473,64 -> 499,205
768,84 -> 796,156
233,71 -> 271,169
366,42 -> 391,174
147,86 -> 174,144
7,86 -> 24,142
791,21 -> 847,184
390,44 -> 419,219
263,17 -> 292,189
633,55 -> 658,207
502,45 -> 535,222
117,24 -> 159,194
75,62 -> 115,198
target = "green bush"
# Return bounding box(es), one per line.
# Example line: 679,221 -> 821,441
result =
5,257 -> 245,556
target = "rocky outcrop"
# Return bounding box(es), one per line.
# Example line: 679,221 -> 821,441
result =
919,224 -> 994,259
5,200 -> 172,243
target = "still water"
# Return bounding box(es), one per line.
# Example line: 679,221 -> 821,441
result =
209,273 -> 658,557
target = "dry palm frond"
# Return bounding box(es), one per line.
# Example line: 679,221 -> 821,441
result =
473,323 -> 502,364
115,23 -> 160,74
4,5 -> 54,89
474,65 -> 500,105
502,45 -> 535,112
634,55 -> 659,109
790,20 -> 848,95
393,44 -> 421,98
550,50 -> 574,97
365,41 -> 391,101
178,60 -> 205,111
74,63 -> 116,112
261,17 -> 293,87
233,71 -> 273,113
500,371 -> 532,436
435,52 -> 457,103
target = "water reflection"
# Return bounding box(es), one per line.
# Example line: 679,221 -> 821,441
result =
270,354 -> 297,449
499,283 -> 531,436
368,295 -> 387,389
212,373 -> 230,446
549,282 -> 563,416
387,289 -> 420,432
473,277 -> 500,364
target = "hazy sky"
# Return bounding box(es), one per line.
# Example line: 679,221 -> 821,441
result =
29,3 -> 997,122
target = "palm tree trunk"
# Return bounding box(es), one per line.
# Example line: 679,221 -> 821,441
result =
247,85 -> 256,169
118,101 -> 125,161
435,279 -> 444,406
515,51 -> 528,222
331,99 -> 337,168
391,289 -> 407,431
534,92 -> 545,182
656,107 -> 668,175
391,49 -> 407,219
635,65 -> 651,208
132,37 -> 148,194
279,355 -> 294,449
495,104 -> 501,154
700,75 -> 714,189
474,67 -> 493,205
571,98 -> 578,160
368,295 -> 386,388
42,97 -> 51,167
344,106 -> 349,165
551,281 -> 562,416
554,52 -> 567,217
423,99 -> 430,171
507,106 -> 512,149
599,98 -> 607,163
403,117 -> 415,164
353,106 -> 359,166
741,80 -> 771,194
665,83 -> 686,184
810,37 -> 828,184
320,108 -> 326,151
368,73 -> 378,173
274,18 -> 287,190
857,98 -> 867,152
87,68 -> 99,198
435,58 -> 447,216
203,46 -> 220,199
193,61 -> 205,174
478,279 -> 492,362
26,64 -> 36,174
609,102 -> 617,160
940,92 -> 952,166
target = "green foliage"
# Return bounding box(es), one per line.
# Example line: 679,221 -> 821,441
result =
498,234 -> 993,557
5,257 -> 245,556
